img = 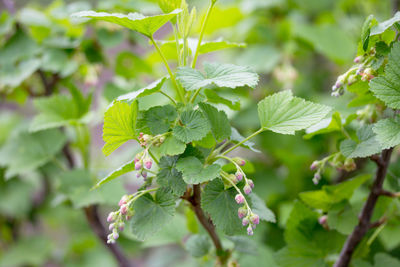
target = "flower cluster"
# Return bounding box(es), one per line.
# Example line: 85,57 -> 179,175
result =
310,153 -> 356,184
134,150 -> 153,180
106,194 -> 133,244
221,156 -> 259,235
331,51 -> 376,97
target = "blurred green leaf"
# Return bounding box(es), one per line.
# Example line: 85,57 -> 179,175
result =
176,156 -> 220,184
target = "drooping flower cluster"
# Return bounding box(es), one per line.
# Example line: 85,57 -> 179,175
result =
221,156 -> 259,235
106,194 -> 134,244
310,153 -> 356,184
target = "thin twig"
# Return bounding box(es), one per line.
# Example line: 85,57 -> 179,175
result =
334,148 -> 393,267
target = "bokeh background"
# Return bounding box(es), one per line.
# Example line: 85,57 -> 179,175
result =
0,0 -> 398,266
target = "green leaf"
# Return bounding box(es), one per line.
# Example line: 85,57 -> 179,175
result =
172,110 -> 210,143
176,156 -> 220,184
94,159 -> 136,189
176,62 -> 258,91
30,94 -> 85,132
158,135 -> 186,156
102,101 -> 138,156
198,39 -> 246,54
249,194 -> 276,223
304,112 -> 342,139
72,9 -> 182,37
0,59 -> 41,88
204,89 -> 240,110
327,205 -> 358,235
370,12 -> 400,36
144,104 -> 177,135
369,43 -> 400,109
185,235 -> 211,258
373,253 -> 400,267
0,129 -> 66,179
299,174 -> 371,211
57,169 -> 126,208
361,15 -> 375,51
158,0 -> 181,13
130,188 -> 176,240
340,125 -> 382,158
198,102 -> 231,142
373,117 -> 400,149
116,77 -> 166,102
257,90 -> 331,135
201,178 -> 243,235
156,156 -> 187,197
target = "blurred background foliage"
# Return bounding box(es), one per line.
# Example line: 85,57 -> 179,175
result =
0,0 -> 399,266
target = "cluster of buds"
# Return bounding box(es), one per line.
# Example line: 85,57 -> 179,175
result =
106,194 -> 133,244
138,132 -> 165,148
358,67 -> 374,82
237,203 -> 260,236
311,154 -> 356,184
134,150 -> 153,179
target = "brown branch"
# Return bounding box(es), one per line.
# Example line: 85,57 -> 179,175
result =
377,189 -> 400,198
369,217 -> 387,229
334,148 -> 393,267
182,185 -> 229,265
37,70 -> 59,96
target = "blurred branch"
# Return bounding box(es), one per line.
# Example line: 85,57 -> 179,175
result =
334,148 -> 393,267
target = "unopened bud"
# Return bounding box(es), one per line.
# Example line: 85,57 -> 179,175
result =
144,158 -> 152,169
247,179 -> 254,189
107,239 -> 116,244
348,74 -> 357,85
119,222 -> 125,232
120,204 -> 128,215
243,184 -> 252,195
310,161 -> 319,171
312,173 -> 321,185
233,157 -> 246,166
250,214 -> 260,225
247,225 -> 254,236
136,172 -> 141,178
356,67 -> 364,76
354,56 -> 363,63
235,171 -> 243,181
238,207 -> 247,219
119,195 -> 128,207
242,217 -> 249,226
113,231 -> 119,240
235,194 -> 245,204
141,171 -> 147,178
335,81 -> 342,88
318,215 -> 329,230
135,162 -> 142,170
107,212 -> 115,222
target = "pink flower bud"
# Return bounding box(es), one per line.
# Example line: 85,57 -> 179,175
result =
313,173 -> 321,185
113,232 -> 119,240
109,223 -> 115,231
136,172 -> 141,178
235,194 -> 245,204
335,81 -> 342,88
126,215 -> 131,221
238,207 -> 247,219
247,179 -> 254,189
250,214 -> 260,225
107,212 -> 115,222
144,158 -> 152,169
135,162 -> 142,170
242,217 -> 249,226
119,222 -> 125,232
141,171 -> 147,179
243,184 -> 252,195
235,172 -> 243,181
120,204 -> 128,215
310,161 -> 319,171
354,56 -> 362,63
118,195 -> 128,207
247,225 -> 254,236
233,157 -> 246,166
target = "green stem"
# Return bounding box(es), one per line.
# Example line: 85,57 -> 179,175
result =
52,157 -> 67,171
221,172 -> 251,214
159,91 -> 177,106
148,149 -> 159,165
150,36 -> 186,103
173,24 -> 182,66
189,87 -> 202,103
191,0 -> 216,68
221,128 -> 263,156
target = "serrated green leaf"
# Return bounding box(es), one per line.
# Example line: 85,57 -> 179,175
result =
30,94 -> 85,132
176,156 -> 220,184
370,43 -> 400,109
249,193 -> 276,223
94,159 -> 136,189
198,102 -> 231,142
370,12 -> 400,36
193,132 -> 216,148
204,89 -> 240,110
185,235 -> 211,257
327,205 -> 358,235
176,62 -> 258,91
257,90 -> 331,135
72,9 -> 182,37
158,135 -> 186,156
172,110 -> 210,143
116,77 -> 166,102
158,0 -> 181,13
373,117 -> 400,149
340,125 -> 382,158
373,253 -> 400,267
130,188 -> 176,240
361,15 -> 375,51
102,101 -> 138,156
144,104 -> 177,135
299,174 -> 371,211
201,178 -> 243,235
156,156 -> 186,196
0,129 -> 66,179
